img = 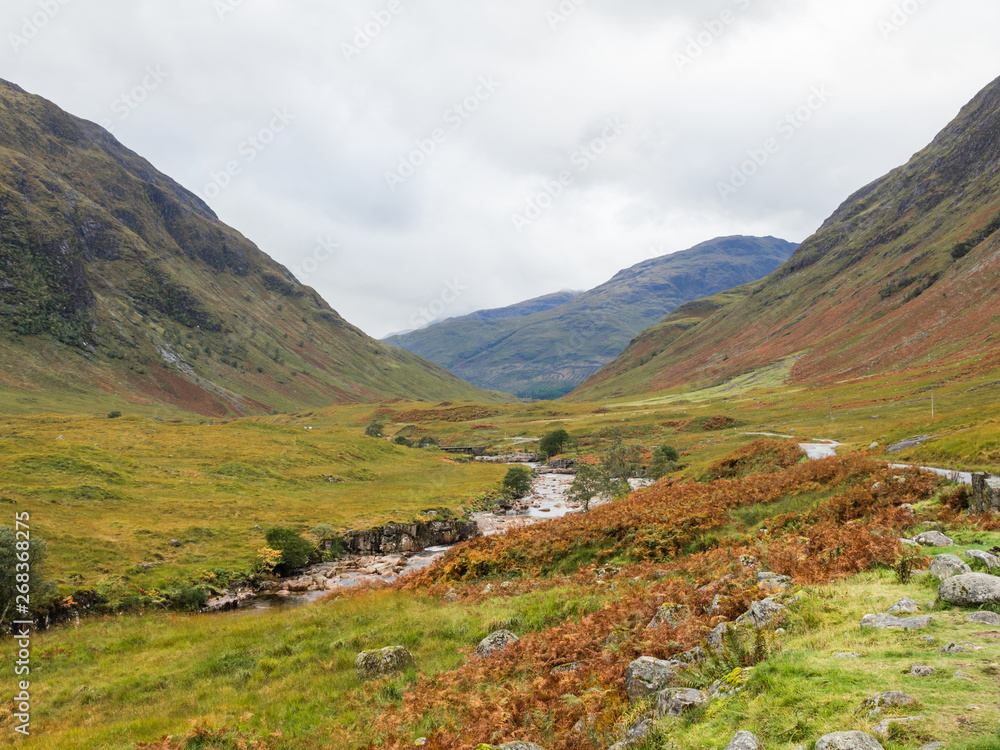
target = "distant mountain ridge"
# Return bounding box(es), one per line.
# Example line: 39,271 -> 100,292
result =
570,75 -> 1000,401
385,236 -> 797,399
0,79 -> 496,415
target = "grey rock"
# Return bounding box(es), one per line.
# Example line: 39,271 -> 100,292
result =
860,614 -> 933,630
858,691 -> 917,715
474,629 -> 520,659
656,687 -> 708,717
910,664 -> 935,677
354,646 -> 415,681
735,598 -> 787,628
938,573 -> 1000,607
551,661 -> 581,675
707,622 -> 730,648
648,603 -> 690,629
919,744 -> 944,750
954,670 -> 973,681
912,531 -> 954,547
886,597 -> 920,615
966,610 -> 1000,625
965,549 -> 1000,569
740,555 -> 761,568
496,744 -> 546,750
939,642 -> 971,654
675,646 -> 705,664
929,554 -> 972,580
169,539 -> 182,547
834,652 -> 863,659
757,572 -> 793,594
900,538 -> 918,547
724,730 -> 763,750
815,731 -> 885,750
872,717 -> 924,739
625,656 -> 685,703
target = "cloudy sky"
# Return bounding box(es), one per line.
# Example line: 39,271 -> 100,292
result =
4,0 -> 1000,337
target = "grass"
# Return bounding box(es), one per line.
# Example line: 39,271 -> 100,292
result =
0,413 -> 505,591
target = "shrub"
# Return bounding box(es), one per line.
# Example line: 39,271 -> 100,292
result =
263,527 -> 314,576
501,466 -> 535,499
648,445 -> 680,480
107,411 -> 122,419
364,419 -> 386,438
0,526 -> 57,627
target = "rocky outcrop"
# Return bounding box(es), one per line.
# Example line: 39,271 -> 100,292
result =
971,473 -> 1000,513
341,520 -> 479,555
725,731 -> 764,750
858,691 -> 917,715
476,453 -> 539,464
929,554 -> 971,580
938,573 -> 1000,606
815,731 -> 885,750
474,630 -> 520,659
912,531 -> 953,547
355,646 -> 415,681
860,614 -> 933,630
656,687 -> 708,717
625,657 -> 685,703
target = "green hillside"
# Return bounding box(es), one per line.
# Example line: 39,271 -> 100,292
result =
571,74 -> 1000,402
386,236 -> 797,399
0,79 -> 496,416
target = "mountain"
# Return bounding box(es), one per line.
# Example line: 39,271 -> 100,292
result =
0,79 -> 497,415
570,75 -> 1000,402
384,237 -> 797,399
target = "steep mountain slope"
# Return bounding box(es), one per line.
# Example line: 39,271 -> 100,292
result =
0,79 -> 496,415
385,237 -> 797,399
571,75 -> 1000,402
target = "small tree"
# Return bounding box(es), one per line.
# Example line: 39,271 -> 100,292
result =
501,466 -> 535,499
263,527 -> 315,576
364,419 -> 386,438
565,463 -> 609,512
310,523 -> 345,561
0,527 -> 56,627
539,429 -> 570,457
648,444 -> 680,480
603,435 -> 643,498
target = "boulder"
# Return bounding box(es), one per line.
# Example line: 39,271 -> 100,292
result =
860,614 -> 932,630
647,603 -> 690,629
938,573 -> 1000,607
815,731 -> 885,750
735,598 -> 786,628
656,687 -> 708,717
858,691 -> 917,715
757,572 -> 793,594
675,646 -> 705,664
709,667 -> 752,698
886,597 -> 920,615
833,652 -> 863,659
724,730 -> 764,750
938,642 -> 971,654
492,744 -> 546,750
625,656 -> 685,703
872,717 -> 924,739
707,622 -> 730,648
966,610 -> 1000,625
354,646 -> 415,681
474,630 -> 520,659
910,664 -> 935,677
912,531 -> 953,547
965,549 -> 1000,569
929,554 -> 971,580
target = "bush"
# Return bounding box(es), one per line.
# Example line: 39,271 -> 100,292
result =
0,526 -> 57,627
107,411 -> 122,419
501,467 -> 535,499
364,419 -> 386,438
263,527 -> 315,576
648,445 -> 680,480
539,429 -> 570,457
393,436 -> 413,447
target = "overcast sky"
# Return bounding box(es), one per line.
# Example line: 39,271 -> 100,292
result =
3,0 -> 999,337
